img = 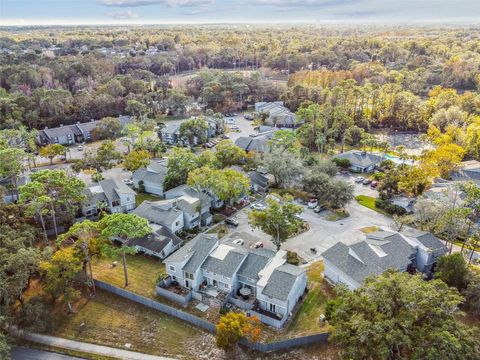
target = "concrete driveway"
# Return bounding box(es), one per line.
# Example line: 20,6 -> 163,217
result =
219,173 -> 394,264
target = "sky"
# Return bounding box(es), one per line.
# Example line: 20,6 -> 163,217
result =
1,0 -> 480,26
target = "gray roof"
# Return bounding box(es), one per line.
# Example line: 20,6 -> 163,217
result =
451,160 -> 480,182
322,231 -> 416,285
261,264 -> 305,301
165,234 -> 218,273
132,200 -> 182,226
133,160 -> 168,185
161,123 -> 181,135
249,171 -> 269,189
41,125 -> 77,140
201,247 -> 248,277
403,229 -> 448,253
237,248 -> 275,282
234,134 -> 272,153
332,150 -> 383,169
84,179 -> 135,205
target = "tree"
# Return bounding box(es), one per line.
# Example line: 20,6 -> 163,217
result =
259,147 -> 303,188
248,195 -> 303,251
422,143 -> 465,179
39,144 -> 65,165
99,213 -> 151,287
465,271 -> 480,315
398,165 -> 433,196
214,140 -> 245,168
0,320 -> 9,360
326,271 -> 479,360
268,129 -> 298,152
0,147 -> 26,201
134,135 -> 166,157
303,169 -> 353,209
91,117 -> 122,140
123,149 -> 151,172
435,253 -> 470,291
215,312 -> 261,350
164,147 -> 200,191
179,117 -> 209,145
19,181 -> 52,243
122,123 -> 142,153
188,167 -> 250,207
58,220 -> 112,295
40,247 -> 83,313
28,170 -> 86,237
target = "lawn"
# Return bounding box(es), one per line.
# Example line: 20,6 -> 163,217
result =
91,254 -> 166,299
325,209 -> 350,222
286,261 -> 334,336
355,195 -> 388,216
135,192 -> 162,207
51,290 -> 202,359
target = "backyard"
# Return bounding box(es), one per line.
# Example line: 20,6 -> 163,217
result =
135,192 -> 163,207
285,261 -> 334,337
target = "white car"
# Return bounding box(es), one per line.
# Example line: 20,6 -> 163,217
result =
225,118 -> 235,125
307,199 -> 318,209
251,203 -> 266,211
123,179 -> 134,186
77,145 -> 84,151
232,239 -> 244,246
355,176 -> 365,183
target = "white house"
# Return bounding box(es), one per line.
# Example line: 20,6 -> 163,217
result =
322,230 -> 447,290
132,199 -> 185,234
83,179 -> 136,217
162,236 -> 307,328
331,150 -> 384,173
132,159 -> 168,196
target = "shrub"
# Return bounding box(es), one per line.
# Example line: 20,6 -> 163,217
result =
375,198 -> 407,215
332,157 -> 351,168
287,251 -> 300,265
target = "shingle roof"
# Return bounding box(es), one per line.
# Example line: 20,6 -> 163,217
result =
261,264 -> 305,301
249,171 -> 269,189
402,229 -> 448,253
132,160 -> 168,185
132,200 -> 182,226
201,246 -> 248,277
165,234 -> 218,273
129,232 -> 173,254
41,125 -> 77,140
332,150 -> 383,169
322,231 -> 416,285
237,249 -> 275,282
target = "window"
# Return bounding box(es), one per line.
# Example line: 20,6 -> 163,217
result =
184,272 -> 194,280
175,221 -> 180,226
269,303 -> 276,313
112,200 -> 120,207
169,265 -> 176,272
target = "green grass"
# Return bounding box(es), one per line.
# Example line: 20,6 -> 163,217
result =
286,261 -> 333,336
359,226 -> 380,234
326,209 -> 350,222
135,193 -> 162,207
355,195 -> 388,216
91,254 -> 166,299
51,290 -> 201,359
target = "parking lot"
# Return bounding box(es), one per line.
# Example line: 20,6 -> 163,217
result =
219,173 -> 393,264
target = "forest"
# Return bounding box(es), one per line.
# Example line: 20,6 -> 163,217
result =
1,25 -> 480,136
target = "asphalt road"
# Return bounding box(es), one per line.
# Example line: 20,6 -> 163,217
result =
10,347 -> 85,360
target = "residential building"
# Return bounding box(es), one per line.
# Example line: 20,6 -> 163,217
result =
322,230 -> 447,290
255,102 -> 300,128
161,235 -> 307,328
132,159 -> 168,196
37,116 -> 132,146
83,179 -> 136,217
451,160 -> 480,186
160,123 -> 181,145
234,129 -> 278,153
332,150 -> 384,172
128,226 -> 182,260
164,184 -> 214,225
132,199 -> 185,234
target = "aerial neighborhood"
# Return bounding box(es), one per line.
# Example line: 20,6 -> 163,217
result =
1,22 -> 480,360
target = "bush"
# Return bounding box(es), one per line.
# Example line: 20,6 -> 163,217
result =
375,198 -> 407,216
332,157 -> 351,169
287,250 -> 300,265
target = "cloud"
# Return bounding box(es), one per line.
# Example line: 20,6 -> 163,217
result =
100,0 -> 212,7
252,0 -> 362,7
105,10 -> 139,19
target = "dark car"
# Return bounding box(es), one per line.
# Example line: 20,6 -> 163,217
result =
225,218 -> 239,227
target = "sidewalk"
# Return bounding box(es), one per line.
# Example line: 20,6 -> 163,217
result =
12,328 -> 174,360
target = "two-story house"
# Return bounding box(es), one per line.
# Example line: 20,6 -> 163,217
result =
132,199 -> 185,234
132,159 -> 168,196
164,185 -> 214,226
83,179 -> 136,217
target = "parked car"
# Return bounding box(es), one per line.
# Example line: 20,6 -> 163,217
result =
251,203 -> 266,211
123,179 -> 134,186
294,214 -> 304,221
229,125 -> 240,131
77,145 -> 84,151
308,198 -> 318,209
221,134 -> 230,139
204,143 -> 213,148
370,181 -> 379,188
314,205 -> 326,213
253,241 -> 264,249
232,239 -> 244,246
362,178 -> 372,185
225,218 -> 239,227
226,118 -> 235,124
355,176 -> 365,183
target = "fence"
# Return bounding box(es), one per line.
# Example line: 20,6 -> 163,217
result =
94,280 -> 329,352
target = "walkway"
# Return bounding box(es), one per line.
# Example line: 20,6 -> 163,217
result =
12,329 -> 175,360
10,346 -> 84,360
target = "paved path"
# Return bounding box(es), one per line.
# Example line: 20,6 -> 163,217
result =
10,346 -> 84,360
12,329 -> 174,360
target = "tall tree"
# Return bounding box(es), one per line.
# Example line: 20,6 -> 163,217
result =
99,214 -> 151,287
39,144 -> 65,165
248,195 -> 303,251
0,147 -> 26,201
